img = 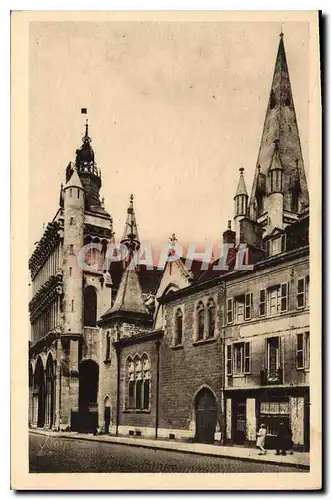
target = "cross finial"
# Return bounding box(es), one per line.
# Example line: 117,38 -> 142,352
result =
280,27 -> 284,38
130,193 -> 134,203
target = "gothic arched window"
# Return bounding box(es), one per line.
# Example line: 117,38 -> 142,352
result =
142,355 -> 151,410
126,354 -> 151,410
207,299 -> 216,338
175,308 -> 183,345
127,358 -> 135,409
197,302 -> 205,341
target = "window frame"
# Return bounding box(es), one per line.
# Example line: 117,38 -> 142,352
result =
267,336 -> 280,374
126,355 -> 151,411
229,341 -> 251,376
267,283 -> 288,316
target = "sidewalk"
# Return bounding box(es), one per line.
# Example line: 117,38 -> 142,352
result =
30,428 -> 310,470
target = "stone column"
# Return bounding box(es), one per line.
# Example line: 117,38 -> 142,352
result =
246,398 -> 256,442
226,398 -> 232,440
290,396 -> 304,447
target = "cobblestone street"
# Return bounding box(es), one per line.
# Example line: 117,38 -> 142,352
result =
30,433 -> 306,474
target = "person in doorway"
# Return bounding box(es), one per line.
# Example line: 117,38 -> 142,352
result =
275,421 -> 287,456
256,423 -> 267,455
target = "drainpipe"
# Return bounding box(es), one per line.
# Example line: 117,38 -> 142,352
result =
115,347 -> 120,436
155,339 -> 161,440
220,281 -> 226,444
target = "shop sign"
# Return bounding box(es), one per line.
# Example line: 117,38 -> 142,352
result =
260,401 -> 289,415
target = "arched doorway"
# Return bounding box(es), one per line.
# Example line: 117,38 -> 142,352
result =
45,354 -> 55,428
34,357 -> 45,428
194,387 -> 217,444
104,396 -> 111,434
72,360 -> 99,433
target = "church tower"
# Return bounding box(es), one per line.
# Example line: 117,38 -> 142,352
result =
248,33 -> 309,235
66,119 -> 103,211
63,169 -> 85,335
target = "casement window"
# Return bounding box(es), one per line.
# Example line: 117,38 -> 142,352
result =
281,234 -> 287,253
227,342 -> 251,376
297,332 -> 310,370
297,276 -> 309,309
227,298 -> 233,324
267,283 -> 288,315
207,299 -> 216,338
233,294 -> 252,323
236,299 -> 244,323
196,302 -> 205,340
259,289 -> 266,316
174,308 -> 183,345
126,355 -> 151,410
245,293 -> 253,320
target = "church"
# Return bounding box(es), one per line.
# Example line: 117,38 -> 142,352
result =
28,33 -> 310,451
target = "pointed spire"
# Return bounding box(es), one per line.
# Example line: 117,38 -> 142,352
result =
269,139 -> 283,172
248,33 -> 309,215
102,266 -> 150,320
64,168 -> 84,190
235,168 -> 248,197
121,194 -> 140,260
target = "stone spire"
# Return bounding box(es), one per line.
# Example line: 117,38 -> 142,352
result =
249,33 -> 309,218
101,266 -> 150,322
234,168 -> 248,218
121,194 -> 140,262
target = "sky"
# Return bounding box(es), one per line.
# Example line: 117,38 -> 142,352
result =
29,20 -> 309,254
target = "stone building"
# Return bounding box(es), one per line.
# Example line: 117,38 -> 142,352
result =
28,33 -> 310,451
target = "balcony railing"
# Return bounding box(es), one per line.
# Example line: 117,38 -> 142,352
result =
260,368 -> 283,385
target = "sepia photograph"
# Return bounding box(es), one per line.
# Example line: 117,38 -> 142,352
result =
11,10 -> 321,490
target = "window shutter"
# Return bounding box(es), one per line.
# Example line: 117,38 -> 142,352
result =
259,289 -> 266,316
244,342 -> 251,374
281,282 -> 288,311
226,345 -> 233,375
245,293 -> 252,320
227,298 -> 233,324
296,333 -> 304,369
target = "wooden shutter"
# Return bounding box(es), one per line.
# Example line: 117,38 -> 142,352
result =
226,345 -> 233,375
244,342 -> 251,374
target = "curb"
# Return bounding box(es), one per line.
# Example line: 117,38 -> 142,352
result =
30,430 -> 309,471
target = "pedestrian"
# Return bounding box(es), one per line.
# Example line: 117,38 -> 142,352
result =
275,421 -> 287,456
286,425 -> 294,455
256,423 -> 267,455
